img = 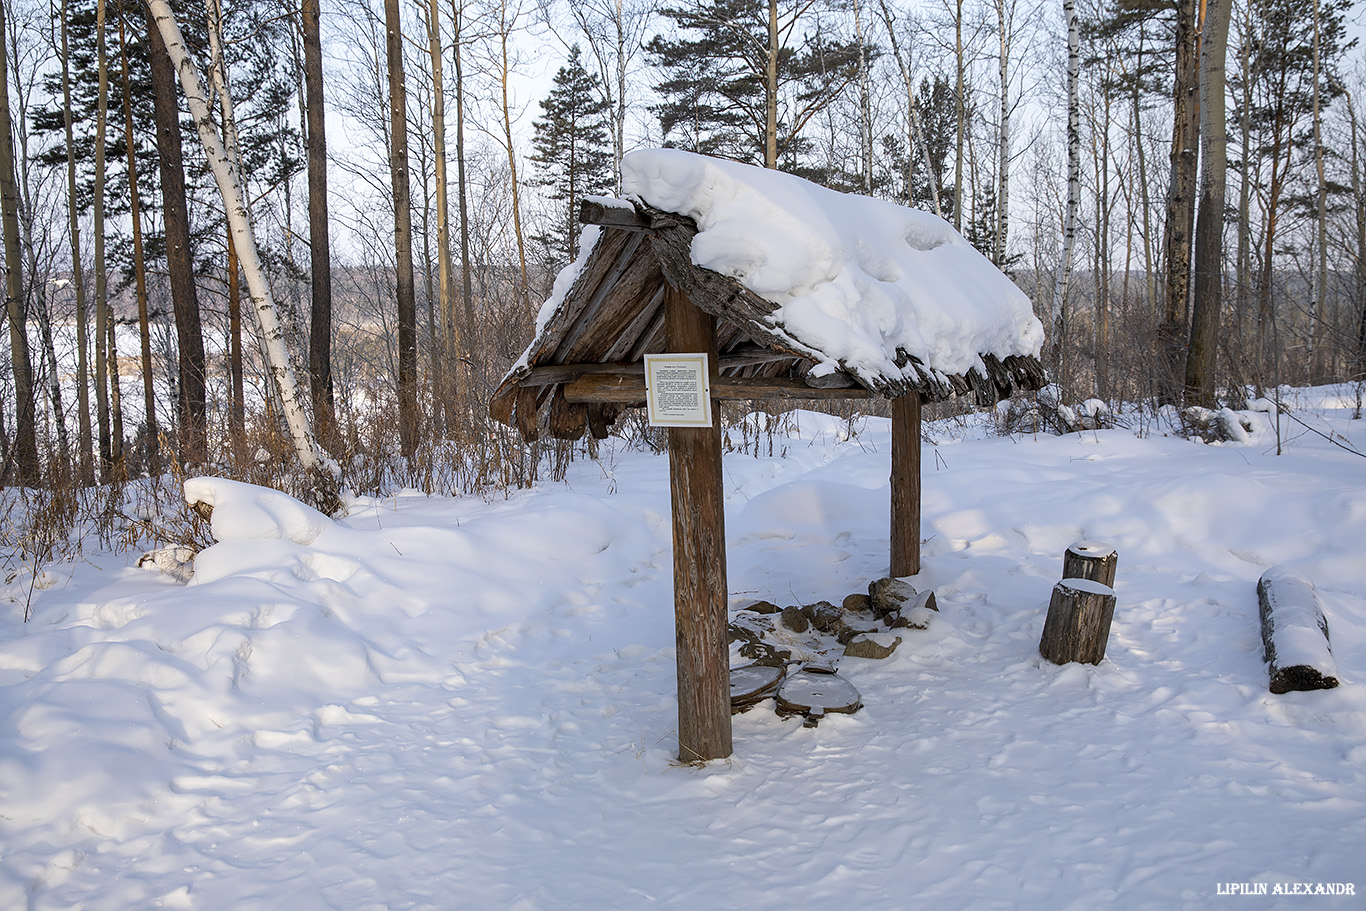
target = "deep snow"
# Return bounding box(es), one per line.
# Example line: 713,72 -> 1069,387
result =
2,389 -> 1364,909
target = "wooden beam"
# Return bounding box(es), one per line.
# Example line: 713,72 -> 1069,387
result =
562,372 -> 874,403
890,392 -> 922,577
579,197 -> 654,231
520,362 -> 645,387
665,282 -> 732,763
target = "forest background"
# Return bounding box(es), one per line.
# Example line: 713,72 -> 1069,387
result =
1,0 -> 1364,547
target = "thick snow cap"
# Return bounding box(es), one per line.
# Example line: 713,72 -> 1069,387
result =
620,148 -> 1044,385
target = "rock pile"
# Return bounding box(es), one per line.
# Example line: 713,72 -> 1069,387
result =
728,577 -> 938,724
728,576 -> 937,670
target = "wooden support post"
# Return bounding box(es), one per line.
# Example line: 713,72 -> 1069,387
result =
890,392 -> 922,577
1039,578 -> 1117,665
1062,541 -> 1117,588
664,283 -> 732,762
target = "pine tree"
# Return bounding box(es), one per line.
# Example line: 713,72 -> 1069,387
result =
645,0 -> 863,170
530,46 -> 612,267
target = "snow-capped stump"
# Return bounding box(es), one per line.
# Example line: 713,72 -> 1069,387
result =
775,667 -> 862,726
1256,568 -> 1340,694
730,663 -> 787,713
1039,578 -> 1117,666
1063,541 -> 1118,588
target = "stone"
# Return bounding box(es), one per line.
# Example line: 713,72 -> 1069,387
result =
869,577 -> 918,616
842,593 -> 872,613
780,605 -> 810,633
804,601 -> 843,632
740,599 -> 781,615
843,634 -> 903,660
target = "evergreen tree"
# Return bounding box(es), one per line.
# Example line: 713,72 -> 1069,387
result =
530,45 -> 613,267
645,0 -> 863,171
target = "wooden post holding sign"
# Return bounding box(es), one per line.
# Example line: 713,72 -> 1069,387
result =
890,392 -> 922,578
656,283 -> 732,762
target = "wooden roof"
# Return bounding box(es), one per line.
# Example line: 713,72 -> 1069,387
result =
490,199 -> 1046,442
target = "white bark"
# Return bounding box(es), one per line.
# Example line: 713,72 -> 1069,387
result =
994,0 -> 1012,265
145,0 -> 342,508
1049,0 -> 1080,356
876,0 -> 942,216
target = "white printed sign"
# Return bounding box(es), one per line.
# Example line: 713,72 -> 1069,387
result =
644,353 -> 713,427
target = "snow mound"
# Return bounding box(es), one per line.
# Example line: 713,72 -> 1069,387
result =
184,477 -> 332,545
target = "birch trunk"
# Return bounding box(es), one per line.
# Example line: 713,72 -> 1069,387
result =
1049,0 -> 1080,372
60,1 -> 93,482
994,0 -> 1011,265
145,0 -> 342,513
494,0 -> 529,295
766,0 -> 778,169
877,0 -> 941,216
425,0 -> 466,438
953,0 -> 965,229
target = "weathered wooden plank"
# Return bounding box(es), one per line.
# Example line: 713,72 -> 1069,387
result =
890,392 -> 922,578
562,373 -> 877,403
526,226 -> 635,361
513,385 -> 543,441
546,389 -> 588,441
603,283 -> 666,363
665,282 -> 732,763
557,231 -> 648,358
488,380 -> 518,425
520,362 -> 646,387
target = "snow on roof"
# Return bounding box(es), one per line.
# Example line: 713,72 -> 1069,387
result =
619,148 -> 1044,385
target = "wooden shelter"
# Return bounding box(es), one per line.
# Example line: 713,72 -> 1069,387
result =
490,170 -> 1045,763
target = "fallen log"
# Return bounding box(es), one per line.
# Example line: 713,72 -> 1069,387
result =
1257,568 -> 1340,694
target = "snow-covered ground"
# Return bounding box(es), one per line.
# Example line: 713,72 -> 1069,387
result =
3,389 -> 1364,909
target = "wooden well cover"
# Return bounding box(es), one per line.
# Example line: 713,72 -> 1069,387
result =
775,668 -> 863,722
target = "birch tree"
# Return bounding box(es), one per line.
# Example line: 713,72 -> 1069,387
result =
57,0 -> 92,481
876,0 -> 942,217
1049,0 -> 1079,373
144,0 -> 342,513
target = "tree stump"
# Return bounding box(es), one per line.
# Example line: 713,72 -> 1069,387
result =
1039,578 -> 1117,665
1257,568 -> 1340,694
1062,541 -> 1117,588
